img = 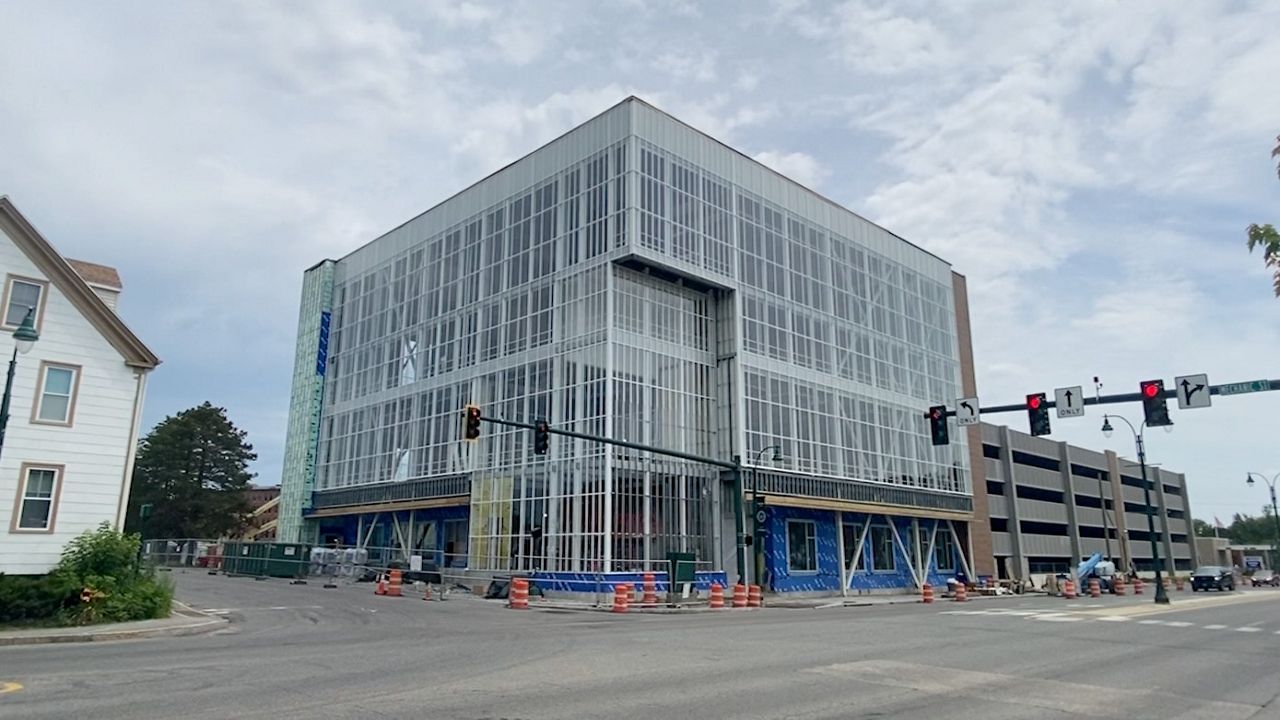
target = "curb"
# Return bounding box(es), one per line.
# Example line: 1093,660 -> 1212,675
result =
0,601 -> 228,647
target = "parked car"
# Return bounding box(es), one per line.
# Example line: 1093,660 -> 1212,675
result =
1191,565 -> 1236,592
1250,570 -> 1279,587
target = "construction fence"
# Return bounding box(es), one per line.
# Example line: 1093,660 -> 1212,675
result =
140,538 -> 721,604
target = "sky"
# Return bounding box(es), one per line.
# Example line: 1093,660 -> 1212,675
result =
1,0 -> 1277,523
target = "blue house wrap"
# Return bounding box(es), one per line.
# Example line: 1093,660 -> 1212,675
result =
313,505 -> 470,568
764,505 -> 962,594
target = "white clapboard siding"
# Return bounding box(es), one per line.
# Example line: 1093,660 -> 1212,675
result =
0,216 -> 149,575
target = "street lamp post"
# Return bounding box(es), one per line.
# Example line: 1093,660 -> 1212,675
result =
1102,413 -> 1170,604
0,307 -> 41,463
1245,472 -> 1280,568
749,445 -> 783,586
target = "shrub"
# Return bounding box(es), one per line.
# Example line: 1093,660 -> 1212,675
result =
0,573 -> 77,623
4,523 -> 175,627
54,522 -> 140,585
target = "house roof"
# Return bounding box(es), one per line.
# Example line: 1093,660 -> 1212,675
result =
66,259 -> 123,290
0,197 -> 160,369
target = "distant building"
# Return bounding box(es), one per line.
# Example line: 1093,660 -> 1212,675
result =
1194,536 -> 1231,567
241,485 -> 281,541
979,422 -> 1197,580
0,197 -> 160,575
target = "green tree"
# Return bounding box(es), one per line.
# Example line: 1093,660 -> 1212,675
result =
125,402 -> 256,539
1224,512 -> 1278,546
1246,135 -> 1280,296
1192,518 -> 1214,537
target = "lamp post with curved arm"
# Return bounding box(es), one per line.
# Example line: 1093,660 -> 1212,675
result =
1101,413 -> 1170,604
750,445 -> 784,587
1245,472 -> 1280,567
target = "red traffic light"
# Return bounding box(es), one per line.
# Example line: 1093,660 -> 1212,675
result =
1027,395 -> 1041,410
1142,382 -> 1160,398
929,407 -> 942,420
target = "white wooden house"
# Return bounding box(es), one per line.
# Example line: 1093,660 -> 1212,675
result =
0,197 -> 159,575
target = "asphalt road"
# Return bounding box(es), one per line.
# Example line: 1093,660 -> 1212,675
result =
3,572 -> 1280,719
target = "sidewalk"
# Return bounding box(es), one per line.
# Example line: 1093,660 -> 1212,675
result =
0,601 -> 227,647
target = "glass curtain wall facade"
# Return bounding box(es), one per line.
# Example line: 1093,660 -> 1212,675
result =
282,97 -> 971,588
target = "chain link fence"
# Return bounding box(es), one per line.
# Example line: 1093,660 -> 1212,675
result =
142,538 -> 721,605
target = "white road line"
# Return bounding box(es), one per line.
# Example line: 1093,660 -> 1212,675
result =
1165,621 -> 1193,627
1235,627 -> 1262,633
1097,616 -> 1130,622
1203,624 -> 1228,630
1138,620 -> 1165,625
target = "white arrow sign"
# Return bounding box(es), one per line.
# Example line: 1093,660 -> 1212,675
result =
956,396 -> 980,426
1055,386 -> 1084,418
1175,373 -> 1211,409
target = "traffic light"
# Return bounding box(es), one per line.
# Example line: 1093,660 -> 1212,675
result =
927,405 -> 949,446
1140,379 -> 1171,427
1026,393 -> 1051,436
533,420 -> 550,455
463,405 -> 482,440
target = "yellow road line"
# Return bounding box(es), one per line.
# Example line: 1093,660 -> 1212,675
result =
0,682 -> 22,696
1077,591 -> 1280,618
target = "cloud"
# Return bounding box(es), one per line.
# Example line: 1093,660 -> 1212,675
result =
0,0 -> 1276,520
653,50 -> 718,83
752,150 -> 830,189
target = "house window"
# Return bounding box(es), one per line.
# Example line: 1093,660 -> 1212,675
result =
34,363 -> 79,425
934,526 -> 956,572
13,465 -> 62,532
871,525 -> 895,571
3,276 -> 45,329
787,519 -> 817,573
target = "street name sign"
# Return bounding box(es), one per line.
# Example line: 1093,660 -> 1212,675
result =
1054,386 -> 1084,418
1219,380 -> 1269,396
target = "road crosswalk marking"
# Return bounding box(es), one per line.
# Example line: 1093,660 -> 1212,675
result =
939,607 -> 1275,636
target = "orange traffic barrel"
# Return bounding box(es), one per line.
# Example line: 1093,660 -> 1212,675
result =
1133,578 -> 1144,595
954,582 -> 968,602
732,583 -> 748,608
508,578 -> 530,609
642,573 -> 658,607
1089,578 -> 1101,598
612,583 -> 630,614
1062,579 -> 1076,600
747,584 -> 763,608
708,583 -> 725,609
922,583 -> 934,604
387,569 -> 403,597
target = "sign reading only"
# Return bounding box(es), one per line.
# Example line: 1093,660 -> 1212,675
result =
1219,380 -> 1269,396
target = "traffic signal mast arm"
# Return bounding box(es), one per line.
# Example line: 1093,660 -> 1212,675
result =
475,413 -> 739,471
924,378 -> 1280,418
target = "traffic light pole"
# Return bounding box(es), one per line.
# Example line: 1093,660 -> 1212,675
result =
1133,427 -> 1171,605
475,414 -> 748,583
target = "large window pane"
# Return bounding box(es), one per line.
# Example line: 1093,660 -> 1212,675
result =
787,520 -> 816,572
871,525 -> 895,571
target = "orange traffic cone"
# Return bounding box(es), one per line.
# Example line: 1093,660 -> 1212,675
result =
423,583 -> 433,601
375,574 -> 388,595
